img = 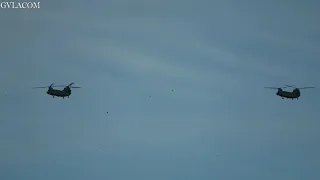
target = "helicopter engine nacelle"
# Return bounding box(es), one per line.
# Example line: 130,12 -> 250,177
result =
47,88 -> 53,94
276,88 -> 282,95
293,88 -> 300,97
64,87 -> 71,93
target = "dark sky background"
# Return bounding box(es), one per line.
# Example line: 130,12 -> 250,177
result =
0,0 -> 319,180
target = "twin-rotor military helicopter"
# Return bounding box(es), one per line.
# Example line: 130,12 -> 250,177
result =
33,82 -> 315,100
33,83 -> 80,98
264,85 -> 315,100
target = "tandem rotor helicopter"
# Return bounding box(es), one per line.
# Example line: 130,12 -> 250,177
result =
33,83 -> 80,98
264,85 -> 315,100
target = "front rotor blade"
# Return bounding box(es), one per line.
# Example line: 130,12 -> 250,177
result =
70,86 -> 81,88
46,83 -> 55,88
264,87 -> 277,89
32,87 -> 48,89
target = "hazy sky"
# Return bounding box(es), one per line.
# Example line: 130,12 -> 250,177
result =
0,0 -> 319,180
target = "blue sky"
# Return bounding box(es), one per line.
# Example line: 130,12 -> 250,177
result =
0,0 -> 319,179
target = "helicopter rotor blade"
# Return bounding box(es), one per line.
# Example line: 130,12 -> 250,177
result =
66,83 -> 80,88
53,83 -> 80,88
285,85 -> 295,87
299,87 -> 315,89
32,87 -> 48,89
67,82 -> 74,87
264,87 -> 278,89
285,85 -> 315,89
33,83 -> 55,89
264,86 -> 287,89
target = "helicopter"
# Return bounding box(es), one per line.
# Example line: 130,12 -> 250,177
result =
33,83 -> 80,98
264,85 -> 315,100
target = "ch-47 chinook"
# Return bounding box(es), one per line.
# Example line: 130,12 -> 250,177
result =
33,83 -> 80,98
264,85 -> 315,100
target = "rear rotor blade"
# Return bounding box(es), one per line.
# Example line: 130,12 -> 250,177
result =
285,85 -> 296,88
299,87 -> 315,89
50,83 -> 79,88
286,85 -> 315,89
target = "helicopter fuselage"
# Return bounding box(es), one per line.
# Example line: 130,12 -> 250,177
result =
47,89 -> 71,98
276,88 -> 300,99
